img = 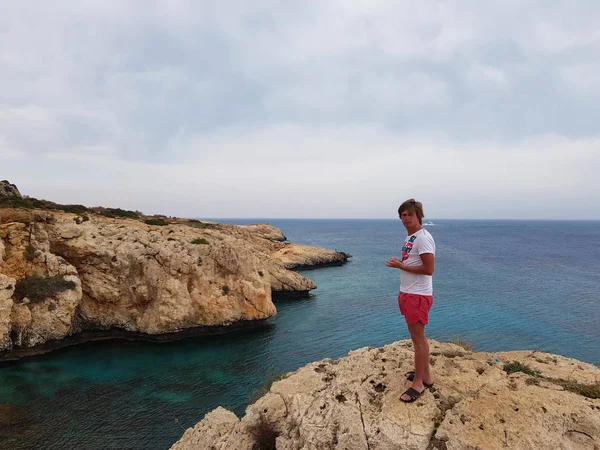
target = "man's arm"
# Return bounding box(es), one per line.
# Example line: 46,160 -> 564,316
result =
385,253 -> 435,276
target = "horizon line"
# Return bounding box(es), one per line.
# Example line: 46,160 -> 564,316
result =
196,217 -> 600,221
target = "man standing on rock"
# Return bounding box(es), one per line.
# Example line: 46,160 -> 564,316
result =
386,199 -> 435,403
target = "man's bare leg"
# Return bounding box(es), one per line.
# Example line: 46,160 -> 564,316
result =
400,322 -> 433,401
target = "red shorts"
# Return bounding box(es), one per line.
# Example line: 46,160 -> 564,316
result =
398,292 -> 433,325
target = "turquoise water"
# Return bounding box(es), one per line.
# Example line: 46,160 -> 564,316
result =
0,219 -> 599,449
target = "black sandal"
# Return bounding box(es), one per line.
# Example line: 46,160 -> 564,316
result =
400,387 -> 425,403
405,371 -> 434,388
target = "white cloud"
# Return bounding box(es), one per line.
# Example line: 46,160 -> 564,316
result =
559,63 -> 600,97
529,18 -> 600,55
0,148 -> 23,160
466,63 -> 510,92
1,1 -> 600,218
4,126 -> 599,218
0,105 -> 62,149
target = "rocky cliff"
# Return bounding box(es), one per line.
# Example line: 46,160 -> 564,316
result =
273,244 -> 352,270
0,191 -> 350,356
171,340 -> 600,450
0,180 -> 22,198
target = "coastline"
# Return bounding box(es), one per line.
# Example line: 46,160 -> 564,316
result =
0,318 -> 274,364
0,202 -> 351,361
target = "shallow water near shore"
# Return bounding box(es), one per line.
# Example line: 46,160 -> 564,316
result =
1,219 -> 599,449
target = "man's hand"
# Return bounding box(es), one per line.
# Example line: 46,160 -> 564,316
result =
387,254 -> 435,275
386,257 -> 404,269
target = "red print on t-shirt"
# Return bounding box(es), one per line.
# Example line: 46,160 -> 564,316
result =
401,235 -> 417,262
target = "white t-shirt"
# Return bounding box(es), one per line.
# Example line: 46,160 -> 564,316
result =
400,228 -> 435,295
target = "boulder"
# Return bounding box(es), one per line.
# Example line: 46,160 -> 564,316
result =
0,180 -> 22,198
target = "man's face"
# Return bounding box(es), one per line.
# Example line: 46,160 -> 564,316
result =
400,209 -> 419,228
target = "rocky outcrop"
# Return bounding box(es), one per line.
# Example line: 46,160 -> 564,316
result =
0,180 -> 22,198
171,340 -> 600,450
0,274 -> 14,349
0,208 -> 349,355
272,244 -> 351,270
240,224 -> 287,242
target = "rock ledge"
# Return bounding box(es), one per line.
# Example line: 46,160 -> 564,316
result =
171,340 -> 600,450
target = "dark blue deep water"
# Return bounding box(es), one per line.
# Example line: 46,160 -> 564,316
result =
1,219 -> 599,449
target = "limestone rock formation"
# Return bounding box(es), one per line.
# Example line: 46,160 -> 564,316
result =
171,340 -> 600,450
240,224 -> 287,242
0,208 -> 349,354
0,274 -> 14,350
0,180 -> 22,198
272,244 -> 352,270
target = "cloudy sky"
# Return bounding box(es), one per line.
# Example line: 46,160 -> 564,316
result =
1,1 -> 599,219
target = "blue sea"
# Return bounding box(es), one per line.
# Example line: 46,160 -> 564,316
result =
1,219 -> 599,449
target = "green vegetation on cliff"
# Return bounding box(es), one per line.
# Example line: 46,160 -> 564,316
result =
0,195 -> 141,219
13,276 -> 77,304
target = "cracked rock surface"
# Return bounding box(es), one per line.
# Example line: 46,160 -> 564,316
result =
171,340 -> 600,450
272,244 -> 352,270
0,209 -> 348,353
